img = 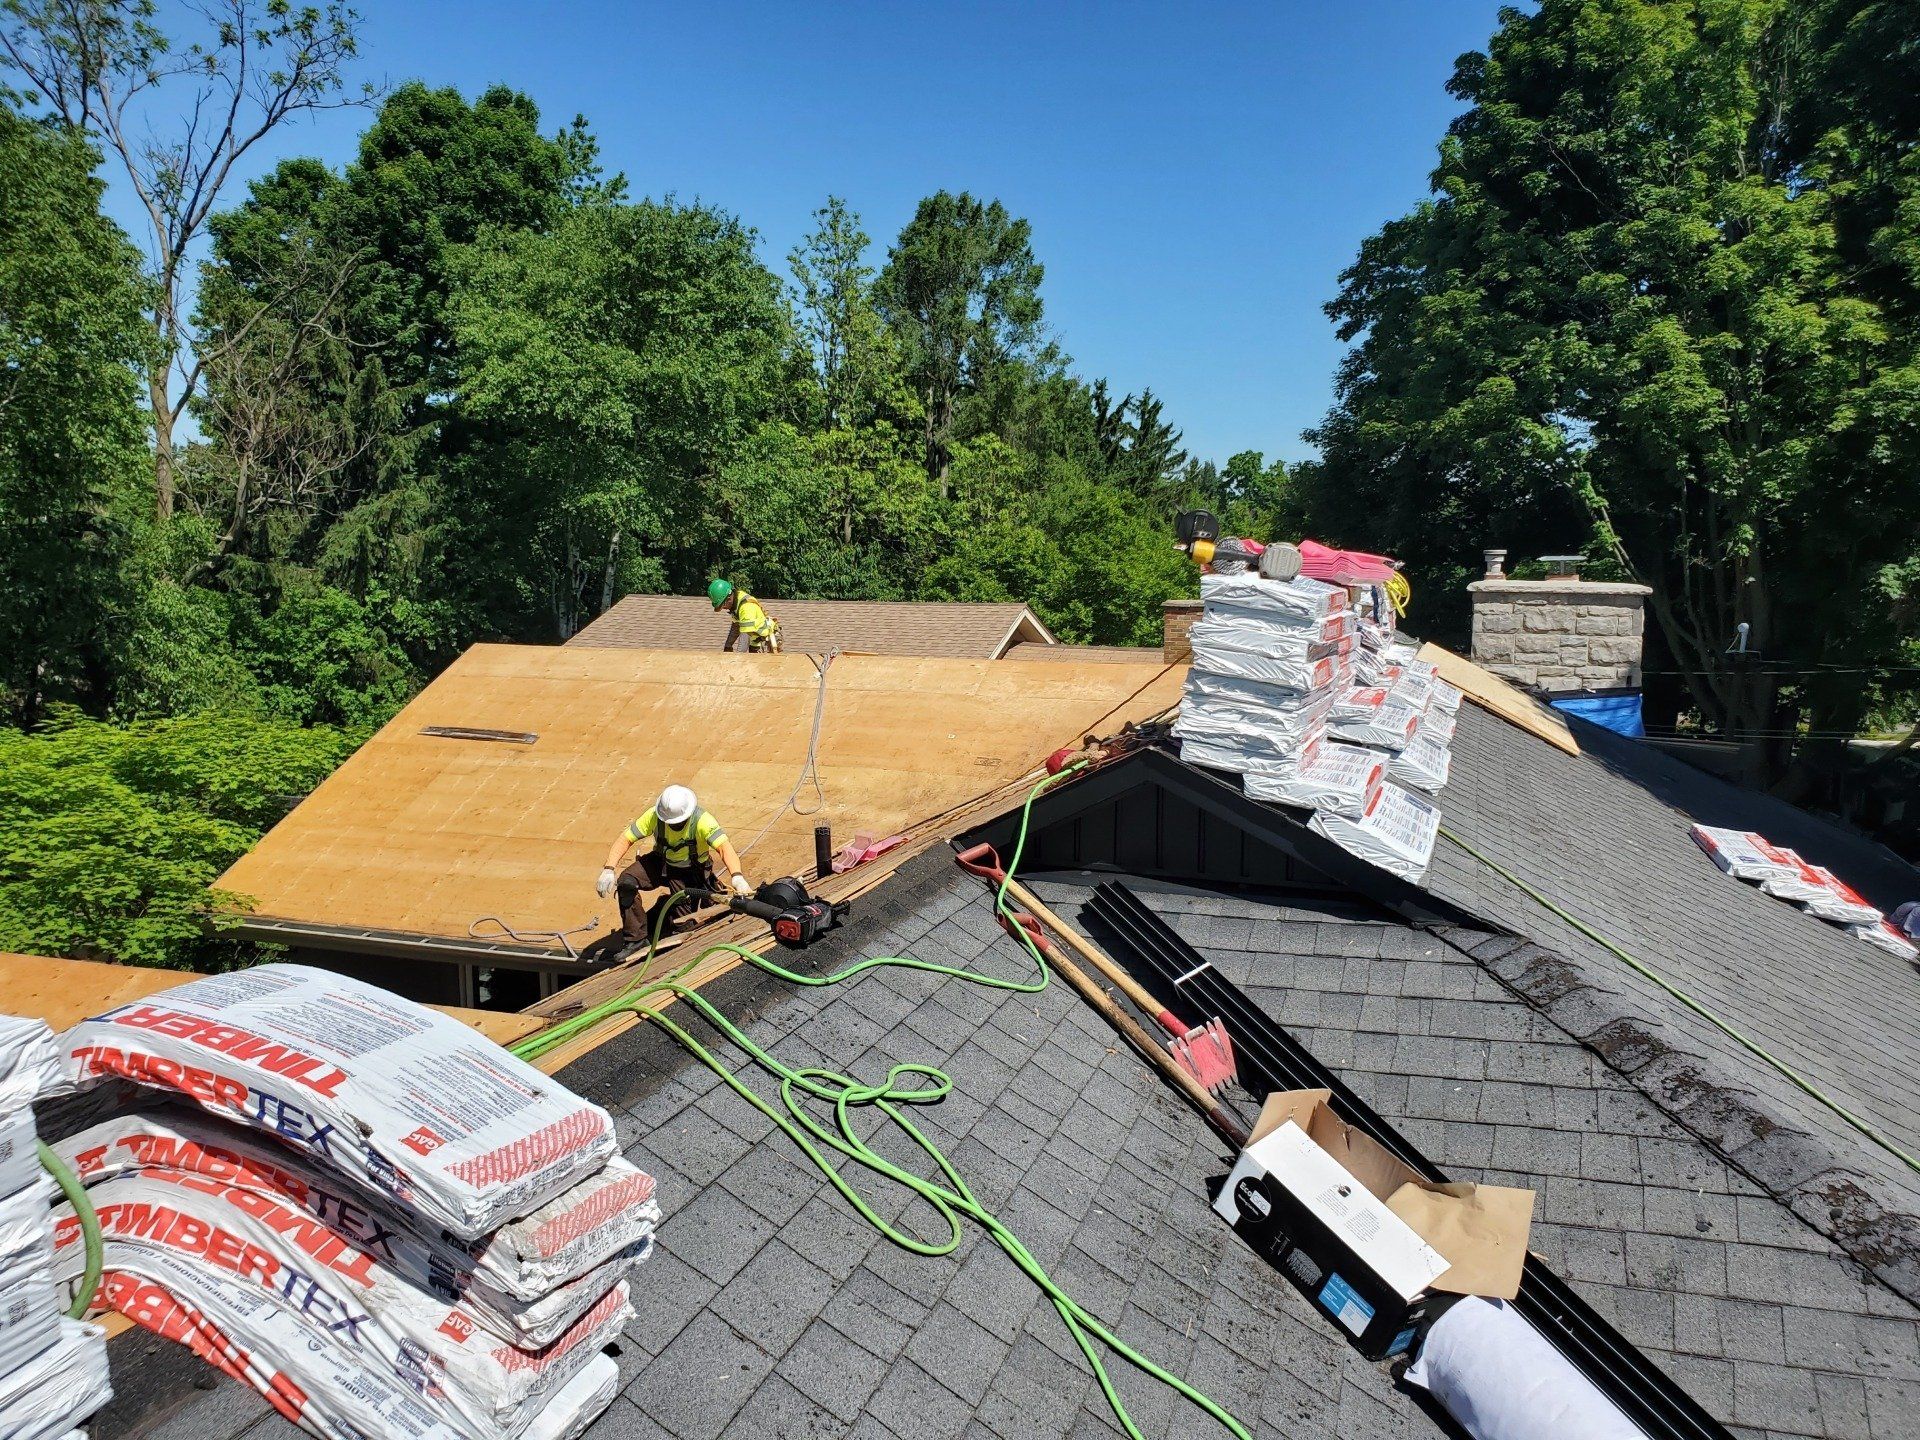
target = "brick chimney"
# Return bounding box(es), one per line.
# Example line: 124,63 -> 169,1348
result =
1163,598 -> 1202,663
1469,553 -> 1650,693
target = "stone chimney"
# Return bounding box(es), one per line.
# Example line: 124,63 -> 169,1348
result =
1469,554 -> 1651,693
1163,598 -> 1202,664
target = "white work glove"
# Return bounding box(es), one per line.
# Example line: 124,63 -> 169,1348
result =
596,867 -> 617,899
730,873 -> 753,897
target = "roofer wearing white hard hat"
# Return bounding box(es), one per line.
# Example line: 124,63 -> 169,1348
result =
597,785 -> 750,940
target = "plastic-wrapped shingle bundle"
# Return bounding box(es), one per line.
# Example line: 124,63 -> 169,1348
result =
0,1014 -> 112,1440
1174,672 -> 1337,758
1430,677 -> 1464,715
1242,738 -> 1384,818
1309,781 -> 1443,882
1387,727 -> 1452,795
1804,866 -> 1882,927
1199,570 -> 1348,624
1851,920 -> 1918,961
1416,705 -> 1457,745
1187,632 -> 1349,693
1328,686 -> 1423,751
54,1108 -> 658,1346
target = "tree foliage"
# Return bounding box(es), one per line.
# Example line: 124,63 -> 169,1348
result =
877,191 -> 1047,493
1302,0 -> 1920,743
0,107 -> 152,726
0,713 -> 359,968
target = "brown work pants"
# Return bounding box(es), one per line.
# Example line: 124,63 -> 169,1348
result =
617,852 -> 715,940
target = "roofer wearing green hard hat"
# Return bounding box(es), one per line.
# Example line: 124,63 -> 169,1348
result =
597,784 -> 751,941
708,578 -> 781,654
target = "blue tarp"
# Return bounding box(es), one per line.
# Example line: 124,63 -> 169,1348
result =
1550,691 -> 1645,738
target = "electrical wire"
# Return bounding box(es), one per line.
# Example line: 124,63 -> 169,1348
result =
40,1142 -> 101,1320
737,651 -> 835,859
1437,824 -> 1920,1177
510,765 -> 1250,1440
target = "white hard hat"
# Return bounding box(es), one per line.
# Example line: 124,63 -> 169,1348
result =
657,785 -> 698,825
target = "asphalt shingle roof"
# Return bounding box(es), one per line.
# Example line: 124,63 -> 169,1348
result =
1420,704 -> 1920,1292
1030,878 -> 1920,1440
121,835 -> 1920,1440
568,595 -> 1054,659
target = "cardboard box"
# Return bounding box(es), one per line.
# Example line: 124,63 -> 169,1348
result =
1214,1089 -> 1535,1358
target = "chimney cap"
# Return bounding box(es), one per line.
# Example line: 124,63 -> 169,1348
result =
1482,547 -> 1508,579
1540,553 -> 1585,579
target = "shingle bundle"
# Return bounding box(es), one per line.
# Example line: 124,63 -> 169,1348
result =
1174,571 -> 1450,881
50,966 -> 654,1439
1689,825 -> 1914,961
0,1015 -> 112,1440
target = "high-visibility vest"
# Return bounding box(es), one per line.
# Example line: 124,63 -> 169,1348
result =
735,593 -> 778,643
626,806 -> 727,866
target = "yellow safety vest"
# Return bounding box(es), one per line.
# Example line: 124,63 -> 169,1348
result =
626,806 -> 728,866
735,593 -> 778,645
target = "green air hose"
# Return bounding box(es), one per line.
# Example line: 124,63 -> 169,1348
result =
1438,824 -> 1920,1177
40,1141 -> 101,1320
512,765 -> 1250,1440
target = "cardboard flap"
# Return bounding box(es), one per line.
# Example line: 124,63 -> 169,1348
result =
1386,1180 -> 1535,1299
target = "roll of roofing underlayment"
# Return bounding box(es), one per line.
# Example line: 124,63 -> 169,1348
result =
1405,1296 -> 1647,1440
40,967 -> 656,1439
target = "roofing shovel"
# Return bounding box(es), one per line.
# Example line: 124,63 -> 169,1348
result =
953,843 -> 1239,1096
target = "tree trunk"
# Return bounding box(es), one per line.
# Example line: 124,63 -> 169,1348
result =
599,530 -> 621,615
150,370 -> 176,520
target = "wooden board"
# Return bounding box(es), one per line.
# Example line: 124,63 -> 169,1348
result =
215,647 -> 1183,954
1417,642 -> 1579,756
0,953 -> 541,1046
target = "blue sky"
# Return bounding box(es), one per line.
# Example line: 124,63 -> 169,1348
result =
103,1 -> 1510,464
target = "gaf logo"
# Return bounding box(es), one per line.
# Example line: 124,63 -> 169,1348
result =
401,1126 -> 445,1157
437,1309 -> 476,1343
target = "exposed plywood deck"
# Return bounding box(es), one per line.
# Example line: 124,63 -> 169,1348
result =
0,953 -> 542,1047
1417,640 -> 1579,756
215,647 -> 1182,955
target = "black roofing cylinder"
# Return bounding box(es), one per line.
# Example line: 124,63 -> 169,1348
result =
814,825 -> 833,880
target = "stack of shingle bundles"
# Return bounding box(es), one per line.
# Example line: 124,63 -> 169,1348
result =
0,1015 -> 112,1440
49,965 -> 659,1440
1173,571 -> 1353,777
1689,826 -> 1914,961
1174,671 -> 1338,776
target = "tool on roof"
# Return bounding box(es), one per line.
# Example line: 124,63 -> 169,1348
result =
721,875 -> 849,949
953,840 -> 1240,1097
995,902 -> 1248,1142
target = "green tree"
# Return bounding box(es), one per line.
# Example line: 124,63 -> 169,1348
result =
448,200 -> 789,639
0,713 -> 359,968
1,0 -> 371,518
1307,0 -> 1919,742
0,105 -> 152,725
876,191 -> 1046,495
1120,388 -> 1188,492
788,197 -> 911,430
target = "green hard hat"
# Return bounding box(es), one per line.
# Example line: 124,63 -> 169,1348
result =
707,578 -> 734,608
